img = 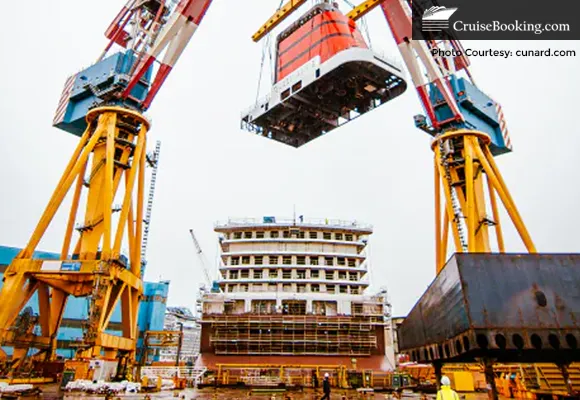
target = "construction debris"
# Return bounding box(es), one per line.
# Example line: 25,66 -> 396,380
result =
64,379 -> 141,394
0,383 -> 40,397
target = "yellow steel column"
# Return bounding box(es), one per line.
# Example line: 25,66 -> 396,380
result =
21,124 -> 103,258
472,153 -> 491,252
430,129 -> 535,270
113,132 -> 146,255
62,161 -> 87,259
134,133 -> 146,273
0,106 -> 149,371
434,145 -> 463,253
126,199 -> 136,262
441,209 -> 449,271
102,113 -> 117,259
434,156 -> 442,271
474,144 -> 536,252
483,146 -> 536,252
48,289 -> 68,359
464,136 -> 476,251
19,127 -> 91,259
487,174 -> 505,252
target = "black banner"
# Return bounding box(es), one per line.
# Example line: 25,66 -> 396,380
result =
411,0 -> 579,40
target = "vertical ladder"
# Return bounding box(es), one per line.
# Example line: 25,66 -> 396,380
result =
141,140 -> 161,277
439,140 -> 468,251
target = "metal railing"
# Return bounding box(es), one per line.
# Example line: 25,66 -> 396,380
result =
215,217 -> 372,230
140,366 -> 207,386
203,314 -> 385,324
372,49 -> 405,74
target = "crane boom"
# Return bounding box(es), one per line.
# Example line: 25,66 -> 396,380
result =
189,229 -> 213,288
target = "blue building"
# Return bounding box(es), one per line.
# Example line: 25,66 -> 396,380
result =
0,246 -> 169,360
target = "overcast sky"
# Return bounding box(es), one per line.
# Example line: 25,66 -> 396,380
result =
0,0 -> 579,317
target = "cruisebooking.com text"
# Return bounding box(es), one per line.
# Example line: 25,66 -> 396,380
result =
431,48 -> 576,59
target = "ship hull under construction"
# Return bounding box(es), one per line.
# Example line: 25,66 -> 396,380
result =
196,217 -> 396,385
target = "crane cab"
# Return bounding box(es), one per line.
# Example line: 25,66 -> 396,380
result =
241,2 -> 407,148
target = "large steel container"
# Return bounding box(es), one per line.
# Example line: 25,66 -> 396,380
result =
398,253 -> 580,363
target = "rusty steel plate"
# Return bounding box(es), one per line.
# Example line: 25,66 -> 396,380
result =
398,253 -> 580,363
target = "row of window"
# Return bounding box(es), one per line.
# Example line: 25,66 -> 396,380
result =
227,269 -> 361,281
230,255 -> 358,267
226,230 -> 358,241
224,283 -> 361,294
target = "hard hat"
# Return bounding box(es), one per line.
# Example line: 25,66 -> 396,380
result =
324,373 -> 330,378
441,376 -> 451,386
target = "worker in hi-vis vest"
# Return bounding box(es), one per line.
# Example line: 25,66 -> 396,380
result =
437,376 -> 460,400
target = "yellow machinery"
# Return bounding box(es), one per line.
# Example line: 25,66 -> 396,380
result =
0,107 -> 148,369
432,130 -> 536,273
402,363 -> 580,397
495,364 -> 580,398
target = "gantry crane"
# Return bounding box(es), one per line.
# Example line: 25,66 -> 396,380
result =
0,0 -> 535,376
0,0 -> 214,371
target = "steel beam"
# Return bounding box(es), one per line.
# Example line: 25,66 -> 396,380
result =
345,0 -> 387,20
252,0 -> 386,43
252,0 -> 307,42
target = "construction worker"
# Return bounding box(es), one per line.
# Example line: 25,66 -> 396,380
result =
437,376 -> 459,400
321,373 -> 331,400
312,370 -> 319,388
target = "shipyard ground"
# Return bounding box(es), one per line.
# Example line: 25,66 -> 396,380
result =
30,385 -> 495,399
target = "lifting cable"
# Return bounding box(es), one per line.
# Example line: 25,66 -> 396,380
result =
254,0 -> 374,105
342,0 -> 373,49
255,0 -> 285,105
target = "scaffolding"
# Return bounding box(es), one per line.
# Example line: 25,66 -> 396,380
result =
206,315 -> 383,356
214,363 -> 349,388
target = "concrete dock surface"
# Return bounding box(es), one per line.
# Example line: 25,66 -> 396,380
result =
26,385 -> 496,399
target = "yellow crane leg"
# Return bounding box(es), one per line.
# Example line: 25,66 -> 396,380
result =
0,106 -> 148,372
432,129 -> 536,273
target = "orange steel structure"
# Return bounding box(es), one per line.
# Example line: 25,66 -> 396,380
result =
0,107 -> 148,365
